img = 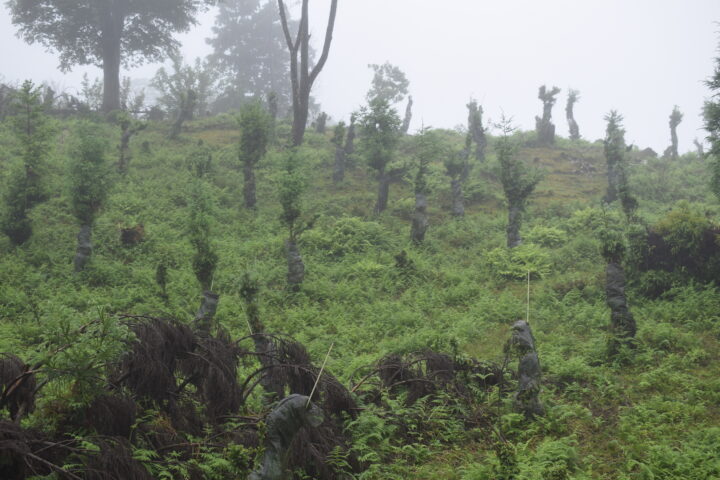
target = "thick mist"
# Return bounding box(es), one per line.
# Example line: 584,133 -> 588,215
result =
1,0 -> 718,152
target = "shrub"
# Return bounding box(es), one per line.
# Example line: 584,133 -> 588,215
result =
525,225 -> 568,248
485,244 -> 551,280
304,217 -> 391,257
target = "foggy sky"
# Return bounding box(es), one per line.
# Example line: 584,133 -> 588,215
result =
1,0 -> 719,154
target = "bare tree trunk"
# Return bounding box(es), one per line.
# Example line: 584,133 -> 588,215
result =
286,239 -> 304,291
100,5 -> 124,113
374,171 -> 391,214
566,91 -> 580,141
278,0 -> 338,147
670,126 -> 679,160
401,95 -> 413,134
332,144 -> 345,183
74,224 -> 92,272
244,163 -> 256,209
450,178 -> 464,217
506,205 -> 522,248
410,192 -> 428,244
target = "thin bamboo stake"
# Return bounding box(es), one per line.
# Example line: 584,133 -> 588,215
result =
307,342 -> 334,408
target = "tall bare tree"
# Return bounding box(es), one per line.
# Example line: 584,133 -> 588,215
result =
277,0 -> 338,147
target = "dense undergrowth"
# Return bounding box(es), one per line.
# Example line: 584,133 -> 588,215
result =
1,113 -> 719,479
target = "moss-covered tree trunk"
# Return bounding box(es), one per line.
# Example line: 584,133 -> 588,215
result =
509,321 -> 544,418
286,240 -> 304,291
450,178 -> 464,217
194,291 -> 219,335
74,224 -> 92,272
401,95 -> 413,135
506,205 -> 522,248
566,89 -> 580,141
374,170 -> 391,214
410,193 -> 428,244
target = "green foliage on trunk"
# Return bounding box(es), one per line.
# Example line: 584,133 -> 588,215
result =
1,81 -> 53,245
68,122 -> 110,226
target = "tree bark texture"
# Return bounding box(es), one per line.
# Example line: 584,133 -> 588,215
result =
450,178 -> 464,217
286,239 -> 305,290
374,171 -> 391,214
506,205 -> 522,248
410,192 -> 428,244
100,4 -> 125,113
74,224 -> 92,272
510,320 -> 544,418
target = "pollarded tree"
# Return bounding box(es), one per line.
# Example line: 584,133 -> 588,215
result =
566,89 -> 580,140
115,111 -> 146,174
238,101 -> 272,209
496,118 -> 541,248
444,143 -> 468,218
466,99 -> 487,166
7,0 -> 213,113
277,0 -> 338,147
535,85 -> 561,145
278,151 -> 316,291
666,105 -> 683,160
359,97 -> 403,214
598,212 -> 636,358
603,111 -> 637,218
410,127 -> 442,245
69,122 -> 111,271
1,80 -> 53,245
187,147 -> 219,333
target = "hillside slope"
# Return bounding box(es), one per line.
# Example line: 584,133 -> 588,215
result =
0,116 -> 719,480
